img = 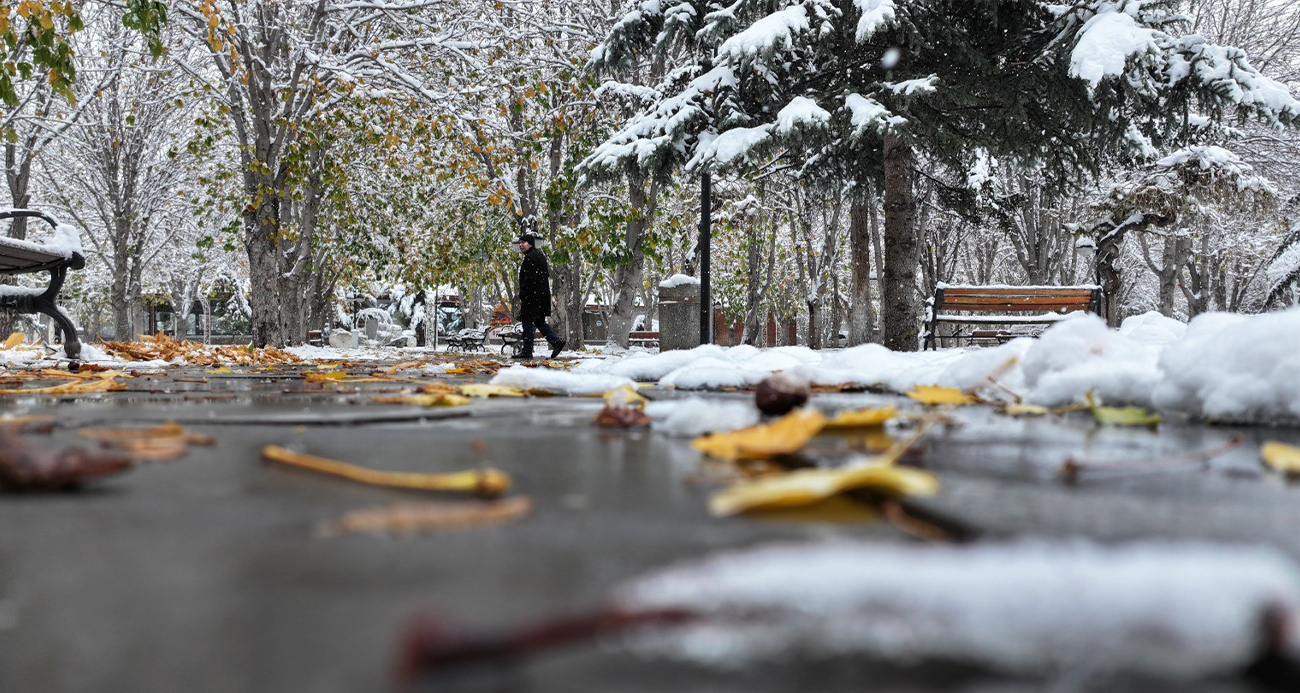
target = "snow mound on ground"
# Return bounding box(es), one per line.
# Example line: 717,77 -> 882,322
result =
490,366 -> 634,395
1020,315 -> 1163,407
618,539 -> 1300,678
645,398 -> 760,437
1154,309 -> 1300,420
574,308 -> 1300,422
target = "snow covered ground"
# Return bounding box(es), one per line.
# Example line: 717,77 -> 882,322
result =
7,307 -> 1300,424
498,308 -> 1300,424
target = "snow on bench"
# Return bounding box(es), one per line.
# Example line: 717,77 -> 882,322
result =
0,210 -> 86,359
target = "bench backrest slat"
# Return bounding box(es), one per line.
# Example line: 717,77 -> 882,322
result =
935,286 -> 1100,314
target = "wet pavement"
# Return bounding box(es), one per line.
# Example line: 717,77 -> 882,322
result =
3,359 -> 1300,693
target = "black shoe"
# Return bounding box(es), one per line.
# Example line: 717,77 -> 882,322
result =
512,352 -> 534,360
550,340 -> 566,359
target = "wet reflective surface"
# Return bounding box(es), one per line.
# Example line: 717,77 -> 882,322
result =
3,364 -> 1300,692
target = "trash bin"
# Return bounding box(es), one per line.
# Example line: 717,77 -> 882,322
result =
658,274 -> 701,351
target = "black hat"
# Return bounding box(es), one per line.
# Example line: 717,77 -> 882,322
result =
516,233 -> 536,246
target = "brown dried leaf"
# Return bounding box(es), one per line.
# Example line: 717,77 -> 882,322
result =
318,496 -> 533,537
0,432 -> 132,491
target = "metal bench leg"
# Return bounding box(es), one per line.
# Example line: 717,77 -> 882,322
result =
0,266 -> 81,359
38,267 -> 80,359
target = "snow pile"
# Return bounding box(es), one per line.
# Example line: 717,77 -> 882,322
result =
576,308 -> 1300,422
1154,310 -> 1300,421
645,397 -> 761,437
659,274 -> 700,289
490,365 -> 634,395
577,344 -> 823,390
1018,315 -> 1165,407
1070,8 -> 1159,90
618,539 -> 1300,678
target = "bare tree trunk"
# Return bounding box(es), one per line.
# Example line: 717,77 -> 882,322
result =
848,194 -> 875,345
880,132 -> 920,351
607,177 -> 655,347
742,225 -> 763,344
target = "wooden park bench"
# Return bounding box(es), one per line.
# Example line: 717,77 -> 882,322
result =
923,284 -> 1102,351
444,328 -> 487,352
629,330 -> 660,348
0,210 -> 84,359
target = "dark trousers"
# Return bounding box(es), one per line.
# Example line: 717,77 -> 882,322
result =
521,318 -> 560,354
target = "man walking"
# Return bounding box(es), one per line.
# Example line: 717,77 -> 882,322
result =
514,233 -> 565,359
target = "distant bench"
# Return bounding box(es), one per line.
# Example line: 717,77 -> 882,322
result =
0,210 -> 84,359
923,284 -> 1102,351
629,330 -> 660,348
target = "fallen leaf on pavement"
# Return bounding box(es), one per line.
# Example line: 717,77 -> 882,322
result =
0,377 -> 126,396
692,409 -> 827,461
100,333 -> 299,366
595,384 -> 652,428
824,405 -> 896,429
906,385 -> 977,406
318,496 -> 533,537
305,371 -> 350,383
709,459 -> 939,516
0,432 -> 132,491
372,393 -> 472,407
2,333 -> 22,350
1086,392 -> 1160,427
708,422 -> 937,516
1003,403 -> 1053,417
78,421 -> 215,461
1262,441 -> 1300,475
460,383 -> 526,398
262,445 -> 509,497
0,414 -> 55,434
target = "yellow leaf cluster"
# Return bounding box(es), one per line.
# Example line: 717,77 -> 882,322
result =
824,405 -> 896,429
692,409 -> 827,461
1262,441 -> 1300,475
906,385 -> 977,406
709,460 -> 939,516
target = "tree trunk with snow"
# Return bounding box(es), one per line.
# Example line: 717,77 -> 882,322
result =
880,132 -> 920,352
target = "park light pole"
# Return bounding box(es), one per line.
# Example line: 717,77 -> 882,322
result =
699,171 -> 712,345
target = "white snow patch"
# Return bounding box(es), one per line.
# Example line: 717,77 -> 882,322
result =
646,397 -> 760,437
490,366 -> 634,395
659,273 -> 701,289
1070,8 -> 1159,90
618,539 -> 1300,678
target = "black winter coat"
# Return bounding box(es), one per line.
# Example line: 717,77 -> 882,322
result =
517,247 -> 552,321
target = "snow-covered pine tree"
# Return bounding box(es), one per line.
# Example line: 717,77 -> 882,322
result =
1266,195 -> 1300,307
583,0 -> 1300,350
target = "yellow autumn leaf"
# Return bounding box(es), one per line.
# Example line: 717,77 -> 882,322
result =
304,370 -> 349,383
1004,403 -> 1052,417
2,333 -> 22,350
692,409 -> 826,461
1262,441 -> 1300,475
209,366 -> 234,374
709,460 -> 939,516
1085,391 -> 1160,427
459,383 -> 526,398
824,405 -> 897,429
0,377 -> 125,395
262,445 -> 509,497
373,393 -> 471,407
906,385 -> 977,406
602,384 -> 646,409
